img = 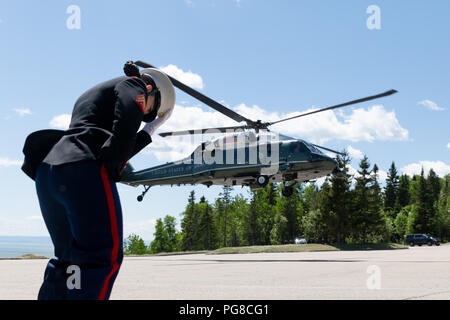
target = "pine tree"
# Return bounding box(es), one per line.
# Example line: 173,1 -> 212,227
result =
163,215 -> 178,252
198,199 -> 219,250
384,162 -> 399,215
436,175 -> 450,240
415,168 -> 433,233
409,175 -> 420,204
317,180 -> 334,243
181,191 -> 200,251
219,186 -> 233,247
278,183 -> 301,243
352,155 -> 372,242
328,152 -> 352,243
427,169 -> 441,205
368,164 -> 385,241
244,190 -> 262,245
257,183 -> 280,245
228,194 -> 248,247
395,174 -> 410,211
150,219 -> 167,253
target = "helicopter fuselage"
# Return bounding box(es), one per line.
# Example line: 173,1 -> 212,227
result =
121,133 -> 337,190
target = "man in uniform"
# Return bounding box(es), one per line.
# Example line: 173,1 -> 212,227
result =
21,61 -> 175,300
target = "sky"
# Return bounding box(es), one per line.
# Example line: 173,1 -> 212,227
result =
0,0 -> 449,240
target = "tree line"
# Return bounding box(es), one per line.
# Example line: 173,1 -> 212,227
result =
124,153 -> 450,254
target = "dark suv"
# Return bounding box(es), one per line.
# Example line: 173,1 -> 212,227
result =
405,234 -> 440,246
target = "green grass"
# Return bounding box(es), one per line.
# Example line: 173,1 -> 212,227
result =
210,244 -> 339,254
0,254 -> 49,260
210,243 -> 407,254
125,250 -> 210,257
0,243 -> 412,260
17,254 -> 49,259
330,243 -> 408,251
125,243 -> 408,256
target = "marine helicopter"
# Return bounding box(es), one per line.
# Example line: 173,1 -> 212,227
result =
121,60 -> 397,201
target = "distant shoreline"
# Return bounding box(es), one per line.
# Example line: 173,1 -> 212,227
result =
0,254 -> 49,260
0,236 -> 53,259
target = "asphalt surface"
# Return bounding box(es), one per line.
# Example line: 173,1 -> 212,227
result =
0,245 -> 449,300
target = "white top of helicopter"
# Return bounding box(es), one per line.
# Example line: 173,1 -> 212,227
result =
206,130 -> 297,148
175,129 -> 327,166
185,130 -> 292,160
172,129 -> 324,166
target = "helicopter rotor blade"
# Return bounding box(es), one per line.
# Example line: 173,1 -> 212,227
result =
159,125 -> 248,137
311,144 -> 346,156
268,89 -> 398,126
135,60 -> 254,125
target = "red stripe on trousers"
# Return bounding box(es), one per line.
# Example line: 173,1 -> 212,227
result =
98,164 -> 120,300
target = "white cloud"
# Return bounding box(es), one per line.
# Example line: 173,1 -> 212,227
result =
447,142 -> 450,149
347,145 -> 364,159
350,164 -> 387,184
0,216 -> 48,236
26,215 -> 43,221
50,114 -> 71,129
12,108 -> 32,116
401,161 -> 450,177
418,100 -> 445,111
376,169 -> 388,183
236,104 -> 409,144
0,157 -> 22,167
143,103 -> 408,162
160,64 -> 204,90
124,219 -> 157,242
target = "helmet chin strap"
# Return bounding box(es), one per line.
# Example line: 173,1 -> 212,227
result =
142,106 -> 158,123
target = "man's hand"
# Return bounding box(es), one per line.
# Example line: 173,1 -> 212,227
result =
143,108 -> 173,137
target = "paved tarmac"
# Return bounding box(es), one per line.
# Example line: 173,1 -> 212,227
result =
0,245 -> 449,300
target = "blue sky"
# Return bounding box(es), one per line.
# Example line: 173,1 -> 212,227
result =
0,0 -> 449,240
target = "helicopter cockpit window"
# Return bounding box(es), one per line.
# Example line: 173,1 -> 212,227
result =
247,132 -> 257,142
303,142 -> 323,154
289,142 -> 306,153
191,143 -> 206,158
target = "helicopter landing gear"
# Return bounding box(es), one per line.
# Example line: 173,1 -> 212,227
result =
137,186 -> 151,202
282,185 -> 294,197
282,182 -> 296,197
256,175 -> 269,187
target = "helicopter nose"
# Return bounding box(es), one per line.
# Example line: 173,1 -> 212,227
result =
311,152 -> 338,164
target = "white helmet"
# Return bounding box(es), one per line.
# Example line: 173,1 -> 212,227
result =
140,68 -> 175,118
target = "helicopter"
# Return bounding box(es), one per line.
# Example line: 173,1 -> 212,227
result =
121,60 -> 397,201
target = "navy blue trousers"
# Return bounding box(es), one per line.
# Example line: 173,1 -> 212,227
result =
35,160 -> 123,300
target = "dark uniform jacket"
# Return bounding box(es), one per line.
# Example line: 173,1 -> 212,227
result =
22,76 -> 154,182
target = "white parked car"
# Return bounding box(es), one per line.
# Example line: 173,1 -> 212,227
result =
294,237 -> 307,244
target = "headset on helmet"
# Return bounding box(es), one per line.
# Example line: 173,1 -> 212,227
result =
123,61 -> 175,123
